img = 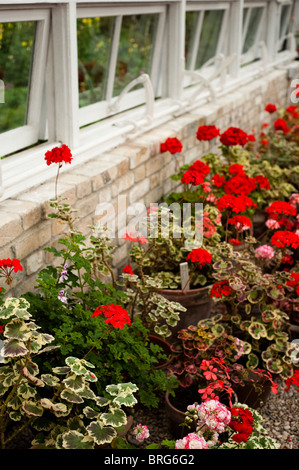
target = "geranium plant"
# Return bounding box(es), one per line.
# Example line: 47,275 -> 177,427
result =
0,297 -> 138,449
207,241 -> 294,380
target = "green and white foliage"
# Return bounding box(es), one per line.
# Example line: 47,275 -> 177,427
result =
121,273 -> 186,338
0,297 -> 138,449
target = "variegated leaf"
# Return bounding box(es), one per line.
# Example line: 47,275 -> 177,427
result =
41,398 -> 68,414
60,388 -> 84,404
22,400 -> 44,417
4,318 -> 31,341
1,339 -> 28,357
63,373 -> 85,392
62,431 -> 94,449
101,408 -> 127,427
86,421 -> 116,445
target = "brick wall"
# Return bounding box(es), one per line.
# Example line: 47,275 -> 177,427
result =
1,65 -> 298,296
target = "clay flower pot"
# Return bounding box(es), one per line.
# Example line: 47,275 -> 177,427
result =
165,387 -> 197,439
158,285 -> 214,341
148,334 -> 173,370
233,369 -> 272,409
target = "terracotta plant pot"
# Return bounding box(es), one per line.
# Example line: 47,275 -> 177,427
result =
233,369 -> 272,409
165,387 -> 197,439
158,285 -> 214,341
252,209 -> 267,238
148,334 -> 173,370
165,384 -> 238,438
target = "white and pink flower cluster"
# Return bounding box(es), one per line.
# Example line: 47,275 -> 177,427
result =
254,244 -> 275,260
175,433 -> 209,449
197,400 -> 231,433
175,400 -> 231,449
132,424 -> 150,441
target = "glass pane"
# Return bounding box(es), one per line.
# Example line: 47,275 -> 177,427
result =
77,17 -> 115,108
279,5 -> 291,38
185,11 -> 200,69
195,10 -> 225,69
0,21 -> 35,134
278,5 -> 291,51
113,14 -> 158,97
242,7 -> 263,54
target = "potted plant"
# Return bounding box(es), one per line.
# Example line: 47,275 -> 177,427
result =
123,206 -> 216,339
206,239 -> 295,383
0,296 -> 139,449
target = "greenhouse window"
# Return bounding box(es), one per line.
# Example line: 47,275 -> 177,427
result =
76,4 -> 166,128
0,8 -> 50,157
277,2 -> 293,53
241,3 -> 266,66
184,2 -> 230,90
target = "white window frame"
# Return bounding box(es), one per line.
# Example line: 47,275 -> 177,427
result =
276,0 -> 295,56
0,7 -> 50,157
241,2 -> 267,66
183,1 -> 230,88
76,4 -> 166,128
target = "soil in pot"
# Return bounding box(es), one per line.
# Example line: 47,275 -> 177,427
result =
158,285 -> 214,342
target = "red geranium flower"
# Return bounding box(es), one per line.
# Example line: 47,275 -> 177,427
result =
254,175 -> 270,190
160,137 -> 183,154
286,106 -> 299,119
181,169 -> 205,186
196,125 -> 220,141
285,370 -> 299,392
224,174 -> 256,196
286,272 -> 299,295
219,127 -> 249,147
45,144 -> 73,166
189,160 -> 210,176
210,280 -> 232,298
91,304 -> 131,329
0,324 -> 5,334
274,118 -> 290,134
122,265 -> 134,275
186,248 -> 212,268
211,174 -> 225,188
229,238 -> 242,246
247,133 -> 256,142
227,215 -> 252,231
271,231 -> 299,249
266,201 -> 297,217
228,164 -> 245,175
265,103 -> 277,113
217,194 -> 256,214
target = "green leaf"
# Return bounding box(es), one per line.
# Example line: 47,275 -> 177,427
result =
62,431 -> 94,449
113,394 -> 138,408
246,353 -> 259,369
247,288 -> 264,304
22,400 -> 44,417
101,409 -> 127,427
2,339 -> 28,357
63,374 -> 85,392
52,366 -> 71,375
86,421 -> 116,445
41,398 -> 68,414
60,388 -> 84,404
248,322 -> 267,340
83,406 -> 100,420
4,318 -> 31,341
40,374 -> 60,387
